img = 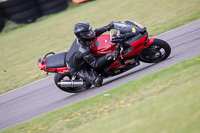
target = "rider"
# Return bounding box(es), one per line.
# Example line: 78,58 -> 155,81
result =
65,22 -> 119,87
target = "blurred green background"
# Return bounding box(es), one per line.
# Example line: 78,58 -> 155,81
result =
0,0 -> 200,94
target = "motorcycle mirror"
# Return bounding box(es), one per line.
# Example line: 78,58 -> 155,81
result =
110,30 -> 117,46
110,30 -> 112,42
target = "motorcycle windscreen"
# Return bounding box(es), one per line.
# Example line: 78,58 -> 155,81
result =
91,34 -> 116,56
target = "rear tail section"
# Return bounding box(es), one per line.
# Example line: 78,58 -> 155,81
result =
37,52 -> 69,74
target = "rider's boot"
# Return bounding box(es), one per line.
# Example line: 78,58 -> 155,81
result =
94,76 -> 103,87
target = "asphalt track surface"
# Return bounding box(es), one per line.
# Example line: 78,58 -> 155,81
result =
0,20 -> 200,130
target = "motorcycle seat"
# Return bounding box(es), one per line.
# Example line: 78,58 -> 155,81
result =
45,52 -> 67,68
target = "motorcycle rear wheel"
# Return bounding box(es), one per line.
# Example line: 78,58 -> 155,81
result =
139,38 -> 171,63
54,73 -> 92,93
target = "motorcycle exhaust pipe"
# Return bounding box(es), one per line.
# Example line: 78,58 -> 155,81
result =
58,80 -> 84,88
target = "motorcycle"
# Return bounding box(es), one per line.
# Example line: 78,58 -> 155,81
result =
37,21 -> 171,93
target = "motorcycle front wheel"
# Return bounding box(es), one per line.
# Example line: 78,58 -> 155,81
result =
139,38 -> 171,63
54,73 -> 92,93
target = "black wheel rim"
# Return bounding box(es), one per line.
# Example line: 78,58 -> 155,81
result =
141,44 -> 166,62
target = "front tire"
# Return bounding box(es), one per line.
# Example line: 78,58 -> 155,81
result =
54,73 -> 92,93
139,38 -> 171,63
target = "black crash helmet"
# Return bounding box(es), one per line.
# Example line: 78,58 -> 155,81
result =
74,22 -> 96,41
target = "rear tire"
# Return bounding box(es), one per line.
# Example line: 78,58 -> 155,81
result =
0,9 -> 5,32
40,4 -> 68,16
0,0 -> 39,24
139,38 -> 171,63
8,7 -> 39,24
2,1 -> 36,16
0,16 -> 6,32
35,0 -> 69,16
54,73 -> 92,93
0,0 -> 30,8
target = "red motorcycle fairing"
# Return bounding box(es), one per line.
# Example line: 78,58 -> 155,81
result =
37,59 -> 69,73
122,35 -> 148,57
91,34 -> 153,57
91,34 -> 155,70
91,34 -> 116,56
144,37 -> 154,47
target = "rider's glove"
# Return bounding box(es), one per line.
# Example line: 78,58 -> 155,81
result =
105,21 -> 114,31
106,49 -> 119,61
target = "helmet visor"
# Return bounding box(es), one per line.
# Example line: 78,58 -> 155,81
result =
80,29 -> 95,38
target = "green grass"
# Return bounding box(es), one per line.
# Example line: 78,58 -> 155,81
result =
1,56 -> 200,133
0,0 -> 200,94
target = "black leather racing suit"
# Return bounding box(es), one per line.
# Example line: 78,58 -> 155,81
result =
65,26 -> 110,86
